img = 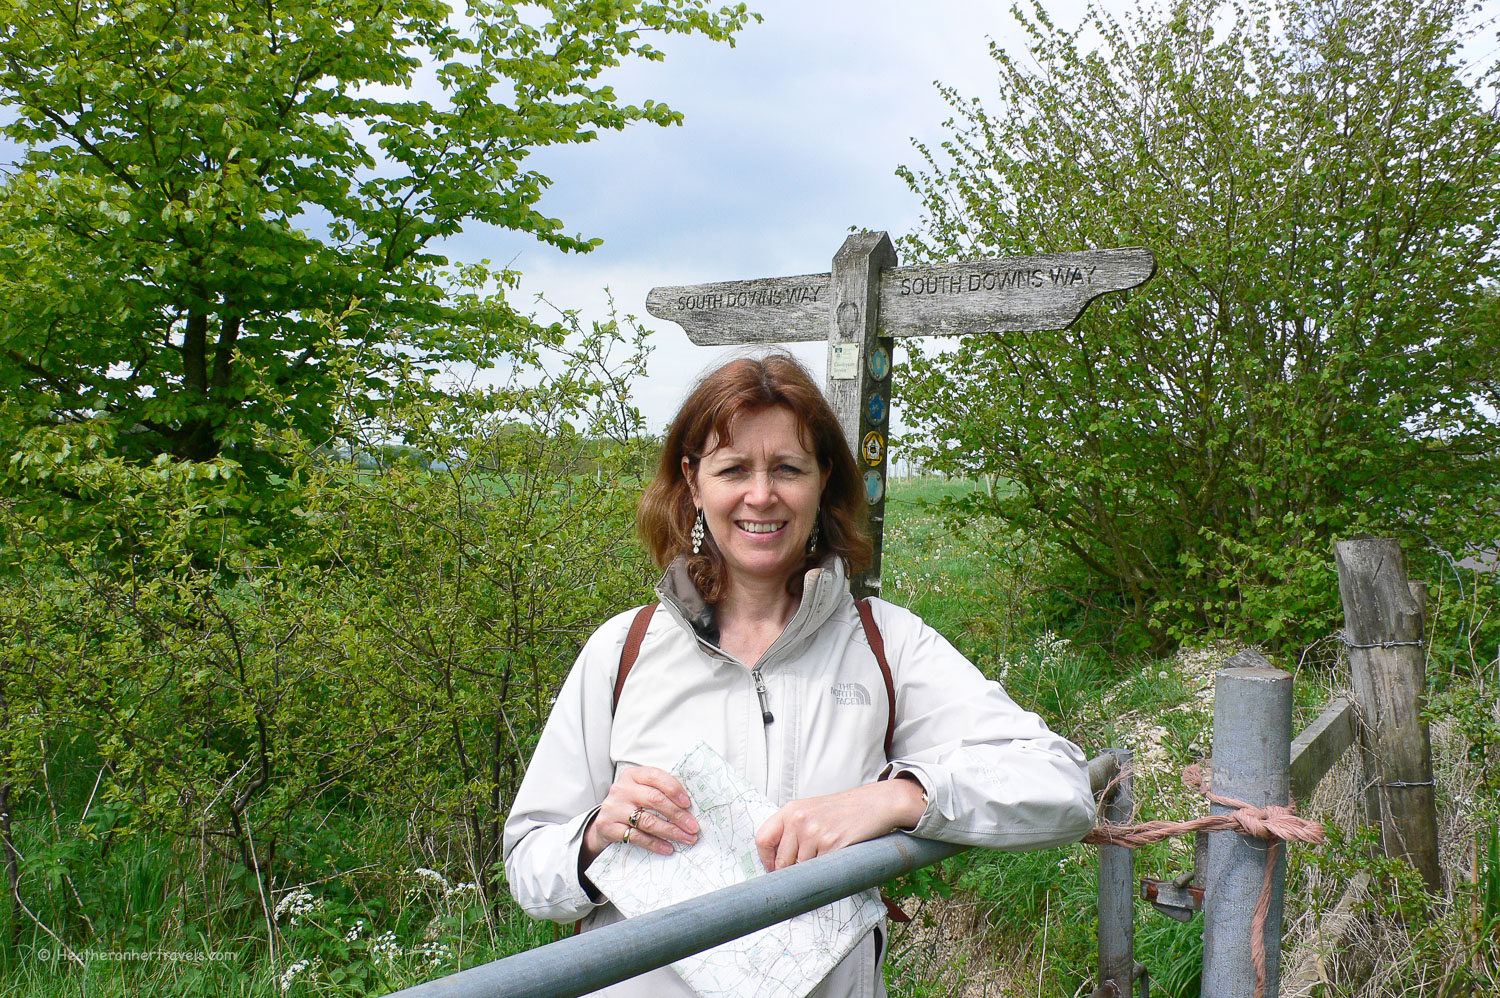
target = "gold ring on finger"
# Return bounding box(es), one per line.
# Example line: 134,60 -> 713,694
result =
622,827 -> 631,845
629,807 -> 645,829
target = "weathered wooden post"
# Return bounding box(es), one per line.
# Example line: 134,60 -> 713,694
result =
828,233 -> 898,596
1096,748 -> 1136,997
1201,652 -> 1292,998
646,236 -> 1155,597
1332,538 -> 1442,891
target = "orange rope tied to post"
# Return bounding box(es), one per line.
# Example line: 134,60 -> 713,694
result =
1082,764 -> 1325,998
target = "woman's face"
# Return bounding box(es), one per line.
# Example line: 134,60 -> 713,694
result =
686,406 -> 829,593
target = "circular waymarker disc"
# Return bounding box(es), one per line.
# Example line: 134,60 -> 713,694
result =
861,430 -> 885,467
866,393 -> 887,425
868,346 -> 891,381
863,470 -> 885,505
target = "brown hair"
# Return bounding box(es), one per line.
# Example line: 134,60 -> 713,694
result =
637,353 -> 871,602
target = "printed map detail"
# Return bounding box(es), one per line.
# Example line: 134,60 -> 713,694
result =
586,742 -> 883,998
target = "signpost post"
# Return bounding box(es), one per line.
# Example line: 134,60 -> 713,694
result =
646,232 -> 1155,599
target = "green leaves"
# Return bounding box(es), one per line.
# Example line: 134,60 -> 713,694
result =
0,312 -> 654,966
898,0 -> 1500,650
0,0 -> 753,467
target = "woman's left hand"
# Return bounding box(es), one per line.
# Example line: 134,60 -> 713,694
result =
755,777 -> 927,872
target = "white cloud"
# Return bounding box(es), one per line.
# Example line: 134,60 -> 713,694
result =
449,0 -> 1115,429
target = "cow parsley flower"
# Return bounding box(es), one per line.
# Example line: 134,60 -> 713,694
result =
274,888 -> 318,926
414,867 -> 449,889
372,930 -> 402,963
279,958 -> 311,993
412,940 -> 454,969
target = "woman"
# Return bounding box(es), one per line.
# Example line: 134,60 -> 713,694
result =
503,354 -> 1095,996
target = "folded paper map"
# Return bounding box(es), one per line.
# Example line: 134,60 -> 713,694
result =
586,742 -> 883,998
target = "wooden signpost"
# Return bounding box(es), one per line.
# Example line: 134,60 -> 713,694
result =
646,231 -> 1155,598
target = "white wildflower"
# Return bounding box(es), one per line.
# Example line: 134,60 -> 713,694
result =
1033,630 -> 1070,657
279,958 -> 311,994
343,918 -> 365,942
274,888 -> 318,925
372,930 -> 402,963
445,881 -> 478,901
414,867 -> 449,889
412,940 -> 454,969
1158,670 -> 1168,680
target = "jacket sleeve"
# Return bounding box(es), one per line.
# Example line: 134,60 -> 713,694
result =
870,599 -> 1096,850
501,610 -> 634,923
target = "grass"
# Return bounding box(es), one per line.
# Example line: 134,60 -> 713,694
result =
0,807 -> 555,997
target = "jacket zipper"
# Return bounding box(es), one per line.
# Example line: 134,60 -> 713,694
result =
751,667 -> 774,725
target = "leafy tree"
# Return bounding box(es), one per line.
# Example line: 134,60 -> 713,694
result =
896,0 -> 1500,649
0,0 -> 752,464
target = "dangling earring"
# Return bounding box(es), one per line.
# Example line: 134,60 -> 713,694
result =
807,509 -> 821,555
691,508 -> 705,555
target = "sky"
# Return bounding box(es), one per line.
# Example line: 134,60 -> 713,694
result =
449,0 -> 1500,434
444,0 -> 1126,433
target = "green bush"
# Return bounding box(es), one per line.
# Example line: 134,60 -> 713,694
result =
896,0 -> 1500,651
0,319 -> 653,992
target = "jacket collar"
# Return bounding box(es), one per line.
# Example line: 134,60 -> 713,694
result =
655,555 -> 851,662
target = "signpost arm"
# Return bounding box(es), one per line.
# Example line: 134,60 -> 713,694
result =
827,232 -> 898,600
643,237 -> 1156,603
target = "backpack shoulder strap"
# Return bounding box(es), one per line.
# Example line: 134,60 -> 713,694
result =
854,598 -> 897,759
612,602 -> 658,714
855,598 -> 915,923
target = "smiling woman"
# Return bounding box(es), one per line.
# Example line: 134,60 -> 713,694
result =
640,354 -> 871,608
688,406 -> 827,598
502,352 -> 1096,997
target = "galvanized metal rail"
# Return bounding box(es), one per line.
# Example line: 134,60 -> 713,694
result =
384,832 -> 963,998
386,753 -> 1121,998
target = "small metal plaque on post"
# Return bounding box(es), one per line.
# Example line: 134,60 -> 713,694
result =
829,343 -> 859,380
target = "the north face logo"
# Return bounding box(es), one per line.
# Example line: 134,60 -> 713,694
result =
830,683 -> 871,706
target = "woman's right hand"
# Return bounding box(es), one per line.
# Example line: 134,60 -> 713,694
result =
582,766 -> 700,865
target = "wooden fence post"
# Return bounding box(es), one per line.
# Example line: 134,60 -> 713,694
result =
1332,538 -> 1442,892
1201,653 -> 1292,998
1097,748 -> 1135,997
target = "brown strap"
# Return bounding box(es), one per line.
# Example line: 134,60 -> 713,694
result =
583,602 -> 655,935
612,603 -> 658,714
856,599 -> 912,923
854,599 -> 896,759
882,895 -> 912,923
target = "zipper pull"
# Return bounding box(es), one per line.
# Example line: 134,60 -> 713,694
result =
751,668 -> 774,725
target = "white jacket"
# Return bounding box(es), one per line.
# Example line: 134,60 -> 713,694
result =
502,558 -> 1095,997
